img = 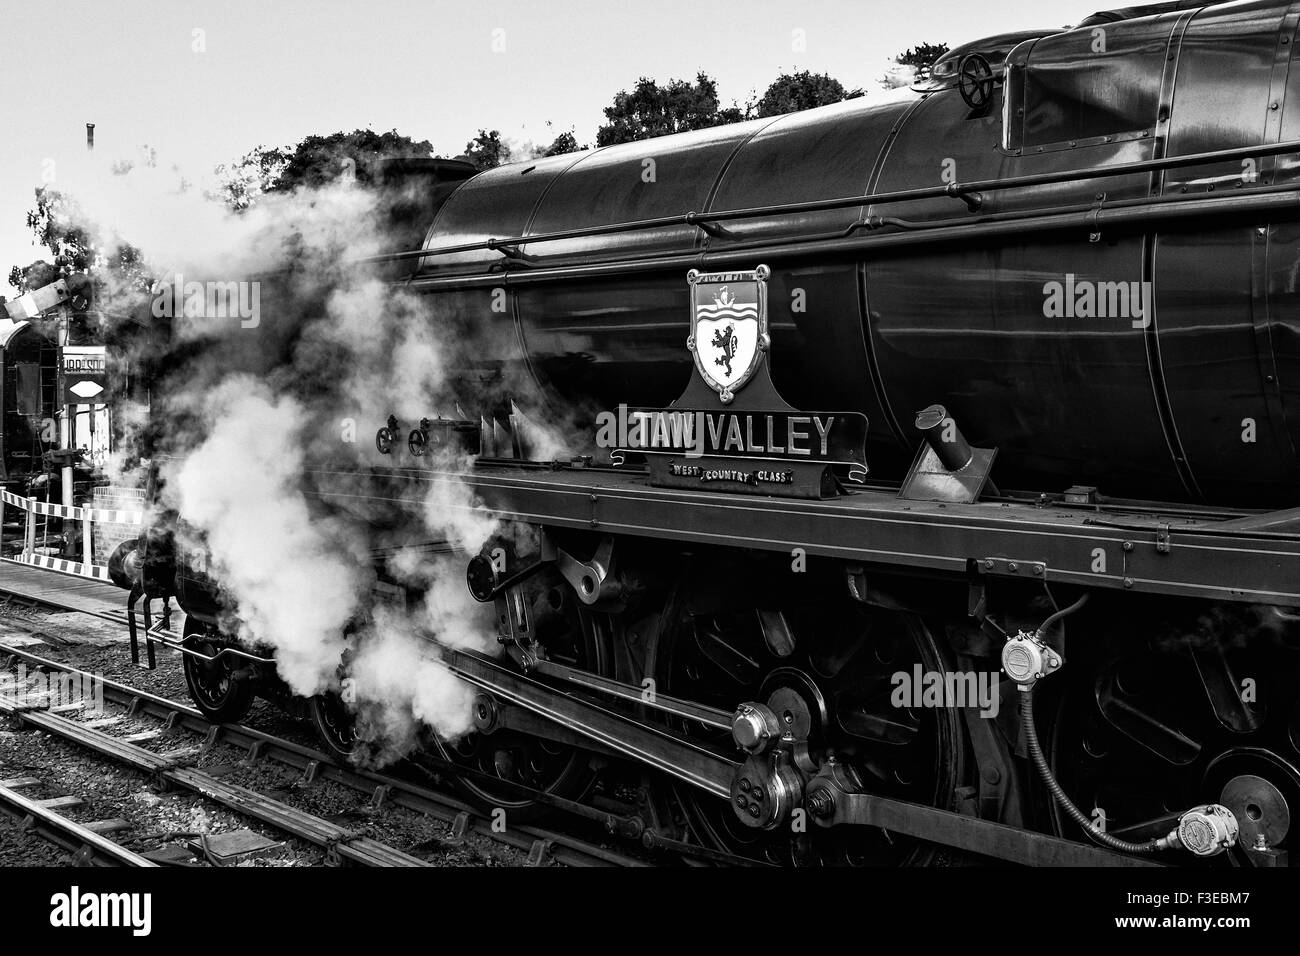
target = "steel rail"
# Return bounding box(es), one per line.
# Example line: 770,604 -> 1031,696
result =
359,138 -> 1300,266
0,640 -> 651,867
0,684 -> 430,867
0,780 -> 157,867
0,581 -> 129,628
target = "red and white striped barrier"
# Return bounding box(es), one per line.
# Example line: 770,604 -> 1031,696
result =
0,489 -> 144,525
1,489 -> 144,582
3,553 -> 112,582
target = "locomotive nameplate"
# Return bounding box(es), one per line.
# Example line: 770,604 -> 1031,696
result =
608,405 -> 868,498
606,264 -> 869,499
607,408 -> 867,471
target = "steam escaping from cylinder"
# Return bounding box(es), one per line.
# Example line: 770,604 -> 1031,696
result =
166,378 -> 358,696
347,604 -> 479,761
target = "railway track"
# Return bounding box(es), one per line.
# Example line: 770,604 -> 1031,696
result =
0,777 -> 157,867
0,635 -> 648,867
0,574 -> 771,866
0,651 -> 434,866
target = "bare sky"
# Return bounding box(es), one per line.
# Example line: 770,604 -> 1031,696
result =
0,0 -> 1089,281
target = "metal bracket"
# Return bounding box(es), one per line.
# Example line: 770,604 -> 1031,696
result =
201,726 -> 222,753
967,576 -> 988,621
692,217 -> 738,240
487,239 -> 524,260
446,811 -> 471,845
975,557 -> 1047,579
957,693 -> 1022,826
496,582 -> 535,648
555,536 -> 619,606
1086,195 -> 1106,243
127,587 -> 156,671
1063,485 -> 1099,505
945,182 -> 984,212
527,838 -> 553,866
1156,523 -> 1172,554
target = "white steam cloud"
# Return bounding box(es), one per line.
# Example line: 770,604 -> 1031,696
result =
167,379 -> 358,696
54,149 -> 534,763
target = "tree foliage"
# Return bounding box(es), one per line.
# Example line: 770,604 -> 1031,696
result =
211,145 -> 291,210
7,258 -> 60,295
462,129 -> 512,170
756,70 -> 863,118
532,129 -> 585,158
266,129 -> 434,192
9,165 -> 153,295
595,73 -> 747,146
209,129 -> 436,209
890,42 -> 950,84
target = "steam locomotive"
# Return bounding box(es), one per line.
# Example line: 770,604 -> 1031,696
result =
128,0 -> 1300,865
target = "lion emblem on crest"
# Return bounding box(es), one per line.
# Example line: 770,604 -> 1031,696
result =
712,322 -> 737,377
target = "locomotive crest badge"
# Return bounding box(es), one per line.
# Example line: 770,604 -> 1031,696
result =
687,266 -> 769,403
605,263 -> 870,500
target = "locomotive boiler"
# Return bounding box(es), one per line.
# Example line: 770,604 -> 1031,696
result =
414,0 -> 1300,508
127,0 -> 1300,867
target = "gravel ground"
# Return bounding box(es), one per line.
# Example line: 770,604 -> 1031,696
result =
0,723 -> 317,866
0,602 -> 532,867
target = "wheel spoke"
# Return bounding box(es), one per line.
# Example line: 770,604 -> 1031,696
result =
836,692 -> 921,746
1096,668 -> 1202,765
809,625 -> 869,679
1187,642 -> 1265,733
691,618 -> 762,685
